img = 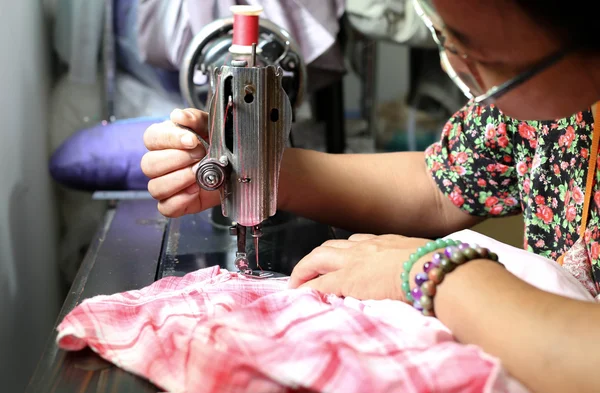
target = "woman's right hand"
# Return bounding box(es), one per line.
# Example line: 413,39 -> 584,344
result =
141,108 -> 220,217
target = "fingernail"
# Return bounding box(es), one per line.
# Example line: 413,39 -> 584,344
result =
181,134 -> 195,148
171,108 -> 183,118
186,183 -> 200,194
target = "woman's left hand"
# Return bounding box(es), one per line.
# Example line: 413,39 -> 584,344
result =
288,234 -> 431,301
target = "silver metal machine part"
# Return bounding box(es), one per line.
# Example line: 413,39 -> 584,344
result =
179,10 -> 306,279
191,43 -> 293,279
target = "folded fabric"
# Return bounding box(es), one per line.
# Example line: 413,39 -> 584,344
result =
445,230 -> 595,302
57,265 -> 526,393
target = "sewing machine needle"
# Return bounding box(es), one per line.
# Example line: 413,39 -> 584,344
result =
252,225 -> 262,271
254,236 -> 260,271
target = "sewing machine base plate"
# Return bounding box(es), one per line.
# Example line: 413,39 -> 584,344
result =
156,206 -> 338,279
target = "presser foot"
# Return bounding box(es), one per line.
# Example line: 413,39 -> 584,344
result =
234,253 -> 284,279
243,270 -> 286,279
244,270 -> 277,279
232,224 -> 284,279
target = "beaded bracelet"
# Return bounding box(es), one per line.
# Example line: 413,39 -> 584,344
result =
411,243 -> 502,317
401,238 -> 461,303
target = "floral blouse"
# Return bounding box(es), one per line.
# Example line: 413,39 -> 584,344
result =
425,101 -> 600,291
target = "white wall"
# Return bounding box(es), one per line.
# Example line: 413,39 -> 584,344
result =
0,0 -> 61,391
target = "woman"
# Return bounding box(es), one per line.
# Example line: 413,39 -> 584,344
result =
140,0 -> 600,391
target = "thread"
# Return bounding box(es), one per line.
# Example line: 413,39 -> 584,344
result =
230,5 -> 262,52
233,14 -> 259,46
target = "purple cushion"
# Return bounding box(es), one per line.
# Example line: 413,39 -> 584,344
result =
50,117 -> 167,191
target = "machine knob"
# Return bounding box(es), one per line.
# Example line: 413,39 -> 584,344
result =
196,160 -> 227,191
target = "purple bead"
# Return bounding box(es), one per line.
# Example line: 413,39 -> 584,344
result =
423,261 -> 432,272
458,242 -> 470,250
413,300 -> 423,311
411,286 -> 422,300
431,253 -> 443,266
415,272 -> 429,286
444,246 -> 458,258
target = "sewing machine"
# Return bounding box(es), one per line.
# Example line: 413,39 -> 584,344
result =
179,5 -> 306,278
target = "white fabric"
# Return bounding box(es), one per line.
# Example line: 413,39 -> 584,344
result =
445,230 -> 595,302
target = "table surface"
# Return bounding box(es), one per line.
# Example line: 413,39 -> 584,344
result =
25,199 -> 335,393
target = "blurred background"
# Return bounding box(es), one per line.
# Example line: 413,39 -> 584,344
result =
0,1 -> 523,391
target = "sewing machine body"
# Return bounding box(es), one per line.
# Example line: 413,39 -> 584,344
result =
201,60 -> 292,227
194,55 -> 292,276
179,6 -> 305,277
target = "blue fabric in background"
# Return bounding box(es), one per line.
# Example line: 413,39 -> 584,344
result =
49,117 -> 167,191
113,0 -> 180,94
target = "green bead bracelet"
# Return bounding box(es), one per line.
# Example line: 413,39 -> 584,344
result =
402,238 -> 460,303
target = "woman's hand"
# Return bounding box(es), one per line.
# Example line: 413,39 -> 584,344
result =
289,234 -> 431,301
141,108 -> 220,217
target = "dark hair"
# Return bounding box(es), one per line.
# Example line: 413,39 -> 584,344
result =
515,1 -> 596,51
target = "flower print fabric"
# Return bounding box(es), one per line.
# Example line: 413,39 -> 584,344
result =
425,100 -> 600,292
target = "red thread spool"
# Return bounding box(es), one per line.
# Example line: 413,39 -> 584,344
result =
230,5 -> 262,48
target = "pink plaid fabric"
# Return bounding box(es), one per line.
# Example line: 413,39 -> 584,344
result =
57,266 -> 525,393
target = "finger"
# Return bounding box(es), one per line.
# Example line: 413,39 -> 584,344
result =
157,184 -> 202,218
299,272 -> 344,297
376,234 -> 407,241
147,166 -> 197,200
320,239 -> 356,249
170,108 -> 208,137
141,147 -> 205,178
348,233 -> 377,242
144,119 -> 201,151
288,247 -> 346,289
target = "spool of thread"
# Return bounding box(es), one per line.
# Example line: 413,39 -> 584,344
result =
229,5 -> 263,54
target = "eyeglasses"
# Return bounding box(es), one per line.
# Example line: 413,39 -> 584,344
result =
412,0 -> 570,106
